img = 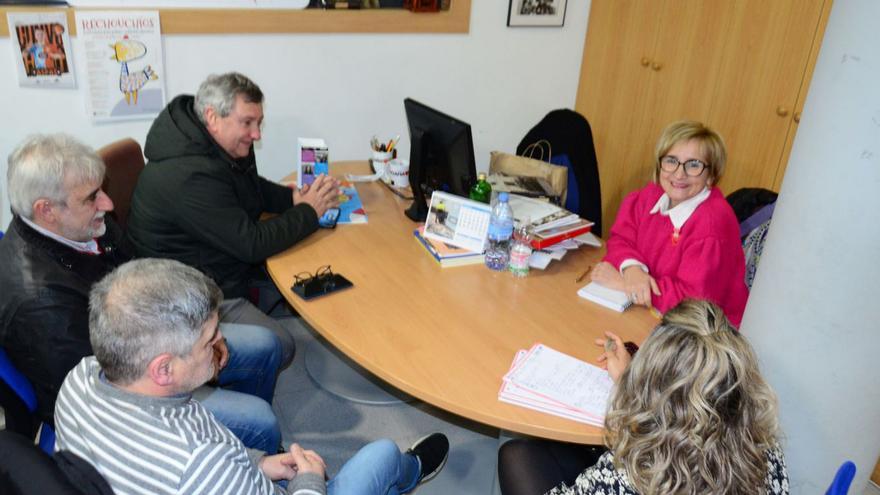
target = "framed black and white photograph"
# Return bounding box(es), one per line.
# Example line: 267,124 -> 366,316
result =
507,0 -> 568,27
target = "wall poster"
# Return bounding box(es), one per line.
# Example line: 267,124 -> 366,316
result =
75,11 -> 166,122
7,12 -> 76,88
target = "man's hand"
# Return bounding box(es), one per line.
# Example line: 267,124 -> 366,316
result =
595,331 -> 631,382
209,338 -> 228,383
293,175 -> 340,217
258,452 -> 296,481
622,265 -> 660,307
590,261 -> 625,291
259,443 -> 326,481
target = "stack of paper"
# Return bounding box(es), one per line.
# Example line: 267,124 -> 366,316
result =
529,232 -> 601,270
577,281 -> 632,312
499,343 -> 613,427
507,194 -> 580,232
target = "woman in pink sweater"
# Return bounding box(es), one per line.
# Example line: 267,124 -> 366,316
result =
591,121 -> 748,326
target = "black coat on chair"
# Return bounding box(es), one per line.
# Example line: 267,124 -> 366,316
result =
517,109 -> 602,233
0,430 -> 114,495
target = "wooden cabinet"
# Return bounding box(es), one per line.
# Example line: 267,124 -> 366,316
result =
874,457 -> 880,486
575,0 -> 831,235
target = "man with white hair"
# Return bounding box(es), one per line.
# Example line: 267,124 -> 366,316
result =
0,134 -> 283,452
56,258 -> 450,495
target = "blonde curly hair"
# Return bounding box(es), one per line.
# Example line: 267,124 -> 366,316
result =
604,299 -> 779,494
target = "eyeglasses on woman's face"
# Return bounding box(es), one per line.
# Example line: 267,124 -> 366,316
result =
660,155 -> 708,177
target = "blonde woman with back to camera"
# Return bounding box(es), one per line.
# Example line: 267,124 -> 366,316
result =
559,300 -> 788,494
497,299 -> 788,495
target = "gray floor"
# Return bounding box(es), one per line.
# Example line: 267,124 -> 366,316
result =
273,315 -> 501,494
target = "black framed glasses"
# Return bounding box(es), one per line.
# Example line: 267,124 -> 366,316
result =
291,264 -> 353,300
293,265 -> 334,288
660,156 -> 708,177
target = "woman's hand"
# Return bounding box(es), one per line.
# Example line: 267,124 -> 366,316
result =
590,261 -> 625,291
622,265 -> 660,307
595,331 -> 630,382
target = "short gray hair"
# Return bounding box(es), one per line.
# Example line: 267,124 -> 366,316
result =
89,258 -> 223,385
193,72 -> 263,126
7,134 -> 105,219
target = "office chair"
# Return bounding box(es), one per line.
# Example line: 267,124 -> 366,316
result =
826,461 -> 857,495
0,430 -> 114,495
517,109 -> 602,233
97,137 -> 145,230
726,188 -> 778,290
0,347 -> 55,453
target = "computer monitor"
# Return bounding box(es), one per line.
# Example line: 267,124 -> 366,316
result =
403,98 -> 477,221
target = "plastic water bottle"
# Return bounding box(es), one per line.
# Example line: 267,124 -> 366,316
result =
508,220 -> 533,278
485,192 -> 514,271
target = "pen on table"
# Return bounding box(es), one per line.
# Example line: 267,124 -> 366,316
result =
604,337 -> 617,353
575,265 -> 592,284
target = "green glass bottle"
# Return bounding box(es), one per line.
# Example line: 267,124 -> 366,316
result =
469,173 -> 492,204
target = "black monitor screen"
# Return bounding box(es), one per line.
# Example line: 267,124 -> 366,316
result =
403,98 -> 477,221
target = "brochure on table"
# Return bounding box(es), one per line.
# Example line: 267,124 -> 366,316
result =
297,137 -> 329,188
336,179 -> 367,224
423,191 -> 492,254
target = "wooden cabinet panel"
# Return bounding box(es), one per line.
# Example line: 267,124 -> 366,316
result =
575,0 -> 662,232
576,0 -> 829,235
708,0 -> 827,195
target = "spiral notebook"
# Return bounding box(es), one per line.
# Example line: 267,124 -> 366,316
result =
577,281 -> 632,312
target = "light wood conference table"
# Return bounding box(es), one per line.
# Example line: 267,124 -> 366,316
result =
267,161 -> 657,444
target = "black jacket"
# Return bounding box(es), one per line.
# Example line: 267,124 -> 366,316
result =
0,216 -> 129,426
126,95 -> 319,298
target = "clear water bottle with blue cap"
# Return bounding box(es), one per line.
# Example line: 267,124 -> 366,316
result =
485,192 -> 514,271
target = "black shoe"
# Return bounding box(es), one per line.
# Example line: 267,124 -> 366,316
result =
407,432 -> 449,486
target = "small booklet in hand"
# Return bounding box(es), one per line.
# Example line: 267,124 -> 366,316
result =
577,281 -> 632,312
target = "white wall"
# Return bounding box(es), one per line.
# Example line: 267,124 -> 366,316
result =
742,0 -> 880,491
0,1 -> 592,228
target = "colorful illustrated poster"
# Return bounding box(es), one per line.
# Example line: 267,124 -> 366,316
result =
7,12 -> 76,88
74,11 -> 166,122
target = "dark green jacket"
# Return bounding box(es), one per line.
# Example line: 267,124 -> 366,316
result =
126,95 -> 318,298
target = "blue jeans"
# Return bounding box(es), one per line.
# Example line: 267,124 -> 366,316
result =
217,322 -> 283,404
220,297 -> 296,370
326,439 -> 421,495
193,322 -> 283,453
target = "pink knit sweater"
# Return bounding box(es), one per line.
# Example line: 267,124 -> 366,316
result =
604,183 -> 748,327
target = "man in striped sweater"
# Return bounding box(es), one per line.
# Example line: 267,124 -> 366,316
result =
55,258 -> 449,495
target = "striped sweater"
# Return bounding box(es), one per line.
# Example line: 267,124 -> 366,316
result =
55,357 -> 325,495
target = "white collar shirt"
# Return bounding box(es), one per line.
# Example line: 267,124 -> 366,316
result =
20,215 -> 102,255
649,186 -> 712,230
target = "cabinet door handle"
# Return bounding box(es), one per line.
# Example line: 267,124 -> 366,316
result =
651,62 -> 663,71
640,57 -> 651,67
776,106 -> 790,117
793,111 -> 801,123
